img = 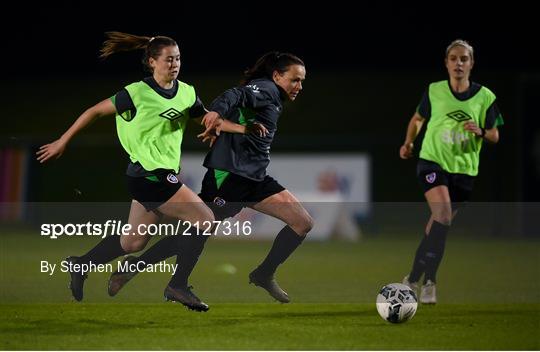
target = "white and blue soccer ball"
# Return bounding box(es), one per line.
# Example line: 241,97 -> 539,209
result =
376,283 -> 418,323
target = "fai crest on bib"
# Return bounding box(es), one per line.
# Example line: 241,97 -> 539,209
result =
166,173 -> 179,184
425,172 -> 437,184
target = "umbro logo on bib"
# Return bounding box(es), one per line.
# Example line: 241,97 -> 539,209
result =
159,108 -> 184,121
446,110 -> 472,122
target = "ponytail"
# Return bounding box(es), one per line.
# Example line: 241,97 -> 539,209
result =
99,31 -> 178,72
241,51 -> 304,85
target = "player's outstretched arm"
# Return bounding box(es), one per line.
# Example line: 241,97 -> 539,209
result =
399,112 -> 425,159
36,99 -> 117,163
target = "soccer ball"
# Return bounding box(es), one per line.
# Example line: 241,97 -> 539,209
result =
376,283 -> 418,323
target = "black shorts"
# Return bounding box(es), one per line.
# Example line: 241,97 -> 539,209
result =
126,172 -> 183,212
199,169 -> 285,220
417,159 -> 475,204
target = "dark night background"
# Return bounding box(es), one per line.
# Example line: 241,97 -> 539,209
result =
7,3 -> 537,74
2,2 -> 538,205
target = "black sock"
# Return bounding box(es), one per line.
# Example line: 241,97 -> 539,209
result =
137,235 -> 179,266
408,235 -> 429,283
255,226 -> 305,276
78,235 -> 126,265
168,233 -> 210,289
423,221 -> 449,284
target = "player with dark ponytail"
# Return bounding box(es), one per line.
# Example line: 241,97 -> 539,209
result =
109,51 -> 312,304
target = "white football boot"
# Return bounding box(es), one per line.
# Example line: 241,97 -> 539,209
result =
420,280 -> 437,304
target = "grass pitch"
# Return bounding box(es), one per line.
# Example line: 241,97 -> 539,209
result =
1,232 -> 539,349
1,303 -> 538,350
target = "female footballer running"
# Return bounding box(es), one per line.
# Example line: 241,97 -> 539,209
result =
37,32 -> 260,311
400,39 -> 504,304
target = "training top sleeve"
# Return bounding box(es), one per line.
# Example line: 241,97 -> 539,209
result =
111,89 -> 135,115
416,88 -> 431,119
485,101 -> 504,129
188,95 -> 206,118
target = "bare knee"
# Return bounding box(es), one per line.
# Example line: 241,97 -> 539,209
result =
121,237 -> 147,253
432,212 -> 452,226
291,213 -> 314,236
186,203 -> 215,224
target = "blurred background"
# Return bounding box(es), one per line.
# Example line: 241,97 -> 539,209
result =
1,3 -> 538,237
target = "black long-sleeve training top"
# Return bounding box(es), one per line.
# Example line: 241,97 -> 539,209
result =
203,78 -> 286,181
